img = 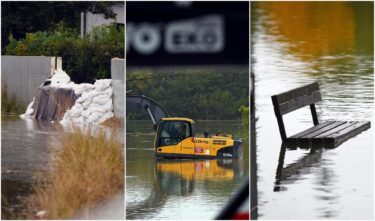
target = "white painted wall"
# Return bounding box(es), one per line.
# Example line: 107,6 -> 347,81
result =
81,3 -> 124,37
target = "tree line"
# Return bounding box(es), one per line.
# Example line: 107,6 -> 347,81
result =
127,70 -> 249,120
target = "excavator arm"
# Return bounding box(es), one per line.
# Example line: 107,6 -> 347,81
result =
126,91 -> 168,130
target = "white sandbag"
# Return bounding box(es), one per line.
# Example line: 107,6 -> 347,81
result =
25,100 -> 34,115
98,112 -> 114,123
101,87 -> 113,97
93,95 -> 110,105
27,99 -> 34,109
51,69 -> 71,87
94,79 -> 111,88
103,100 -> 113,111
25,108 -> 34,115
88,103 -> 101,109
81,110 -> 92,118
70,107 -> 82,118
75,95 -> 85,104
85,90 -> 100,100
71,103 -> 83,111
87,112 -> 101,123
90,106 -> 106,114
74,116 -> 85,124
94,84 -> 107,92
73,85 -> 83,95
74,83 -> 95,95
82,100 -> 92,108
80,83 -> 95,92
58,81 -> 75,89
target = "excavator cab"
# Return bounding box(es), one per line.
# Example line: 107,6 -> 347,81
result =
155,118 -> 194,148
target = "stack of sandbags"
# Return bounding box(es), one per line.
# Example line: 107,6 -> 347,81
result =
21,69 -> 115,125
21,69 -> 74,119
61,79 -> 114,124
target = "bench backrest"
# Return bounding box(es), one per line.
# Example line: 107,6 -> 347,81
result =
271,82 -> 321,141
271,82 -> 321,115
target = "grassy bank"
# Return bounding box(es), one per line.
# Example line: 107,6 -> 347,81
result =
25,127 -> 124,219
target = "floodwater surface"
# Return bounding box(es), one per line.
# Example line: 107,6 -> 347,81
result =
126,120 -> 248,220
1,116 -> 125,219
252,2 -> 373,219
1,116 -> 59,218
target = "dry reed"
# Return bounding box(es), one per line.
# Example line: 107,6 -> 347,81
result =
25,126 -> 124,219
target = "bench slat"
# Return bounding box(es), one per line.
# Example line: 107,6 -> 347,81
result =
323,121 -> 371,147
327,121 -> 371,139
300,121 -> 346,139
289,121 -> 334,139
272,82 -> 320,104
314,121 -> 357,138
279,91 -> 321,115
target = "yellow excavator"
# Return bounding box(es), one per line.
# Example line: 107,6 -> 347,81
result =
127,91 -> 243,159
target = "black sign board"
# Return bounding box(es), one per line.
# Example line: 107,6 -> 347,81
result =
126,1 -> 249,66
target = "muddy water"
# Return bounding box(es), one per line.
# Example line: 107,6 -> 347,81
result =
1,116 -> 59,218
126,120 -> 249,220
252,2 -> 373,219
1,116 -> 125,219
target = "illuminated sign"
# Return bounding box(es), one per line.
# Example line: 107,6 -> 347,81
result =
126,2 -> 249,66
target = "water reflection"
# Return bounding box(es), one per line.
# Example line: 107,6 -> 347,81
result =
255,2 -> 373,57
126,159 -> 243,219
273,143 -> 343,218
274,144 -> 323,192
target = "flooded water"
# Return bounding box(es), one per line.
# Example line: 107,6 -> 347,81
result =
1,116 -> 60,218
126,120 -> 248,220
1,116 -> 125,219
252,2 -> 373,219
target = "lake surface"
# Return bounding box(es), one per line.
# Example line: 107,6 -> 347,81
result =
251,2 -> 374,219
252,2 -> 374,219
126,120 -> 249,219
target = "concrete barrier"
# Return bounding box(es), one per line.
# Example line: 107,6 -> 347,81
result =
1,56 -> 62,107
111,58 -> 125,119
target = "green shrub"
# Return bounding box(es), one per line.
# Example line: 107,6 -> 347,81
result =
5,24 -> 124,83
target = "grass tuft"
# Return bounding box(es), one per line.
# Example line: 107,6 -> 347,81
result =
25,126 -> 124,219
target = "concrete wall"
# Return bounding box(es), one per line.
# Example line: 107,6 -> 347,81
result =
1,56 -> 62,107
111,58 -> 125,119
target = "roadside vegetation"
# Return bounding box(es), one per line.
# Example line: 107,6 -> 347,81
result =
5,24 -> 124,84
2,2 -> 124,83
24,127 -> 124,219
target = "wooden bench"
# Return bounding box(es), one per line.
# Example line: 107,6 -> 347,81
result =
271,82 -> 371,148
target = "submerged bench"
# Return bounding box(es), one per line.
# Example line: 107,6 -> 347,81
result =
271,82 -> 371,148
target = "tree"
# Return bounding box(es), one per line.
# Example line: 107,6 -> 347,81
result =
1,2 -> 118,52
